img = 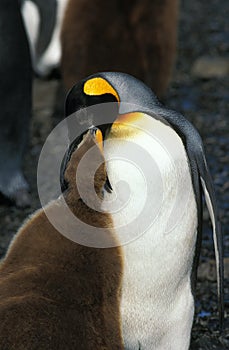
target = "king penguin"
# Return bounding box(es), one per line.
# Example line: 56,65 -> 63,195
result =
61,72 -> 224,350
0,0 -> 32,206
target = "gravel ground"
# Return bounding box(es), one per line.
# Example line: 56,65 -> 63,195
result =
166,0 -> 229,348
0,0 -> 228,348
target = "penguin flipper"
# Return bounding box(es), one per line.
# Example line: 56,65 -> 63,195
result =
154,107 -> 224,328
199,160 -> 224,329
178,117 -> 224,329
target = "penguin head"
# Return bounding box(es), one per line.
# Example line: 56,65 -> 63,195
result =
64,71 -> 160,137
60,72 -> 161,192
65,74 -> 120,141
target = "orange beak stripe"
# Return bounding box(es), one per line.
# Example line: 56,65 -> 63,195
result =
114,112 -> 144,125
94,128 -> 103,153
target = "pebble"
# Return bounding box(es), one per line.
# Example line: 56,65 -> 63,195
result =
198,258 -> 229,281
192,56 -> 229,78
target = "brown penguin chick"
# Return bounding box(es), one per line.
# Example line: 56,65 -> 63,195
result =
0,129 -> 124,350
61,0 -> 178,97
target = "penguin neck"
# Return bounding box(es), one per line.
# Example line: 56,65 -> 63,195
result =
102,117 -> 195,243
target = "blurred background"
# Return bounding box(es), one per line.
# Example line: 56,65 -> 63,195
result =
0,0 -> 228,348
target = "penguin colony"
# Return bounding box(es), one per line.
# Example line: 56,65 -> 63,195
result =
0,72 -> 224,349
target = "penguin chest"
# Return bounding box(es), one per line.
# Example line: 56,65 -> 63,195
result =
103,119 -> 198,349
119,220 -> 197,350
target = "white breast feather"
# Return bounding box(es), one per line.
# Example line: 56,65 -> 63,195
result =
102,117 -> 198,350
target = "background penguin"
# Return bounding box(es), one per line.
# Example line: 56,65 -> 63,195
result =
0,0 -> 32,207
21,0 -> 68,77
0,0 -> 64,206
61,0 -> 179,98
0,128 -> 124,349
62,72 -> 224,349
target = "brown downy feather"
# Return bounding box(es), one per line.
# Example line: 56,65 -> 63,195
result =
0,131 -> 124,350
61,0 -> 179,97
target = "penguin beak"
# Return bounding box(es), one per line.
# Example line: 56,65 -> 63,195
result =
98,123 -> 112,141
90,126 -> 113,193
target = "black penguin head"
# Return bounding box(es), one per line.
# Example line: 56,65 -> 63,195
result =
65,74 -> 120,116
65,71 -> 160,136
60,72 -> 160,192
60,73 -> 120,192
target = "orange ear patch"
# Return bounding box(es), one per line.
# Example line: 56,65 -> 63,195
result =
109,112 -> 146,139
84,77 -> 120,102
115,112 -> 144,125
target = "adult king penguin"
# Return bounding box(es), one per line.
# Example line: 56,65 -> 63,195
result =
0,0 -> 32,206
61,72 -> 224,350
